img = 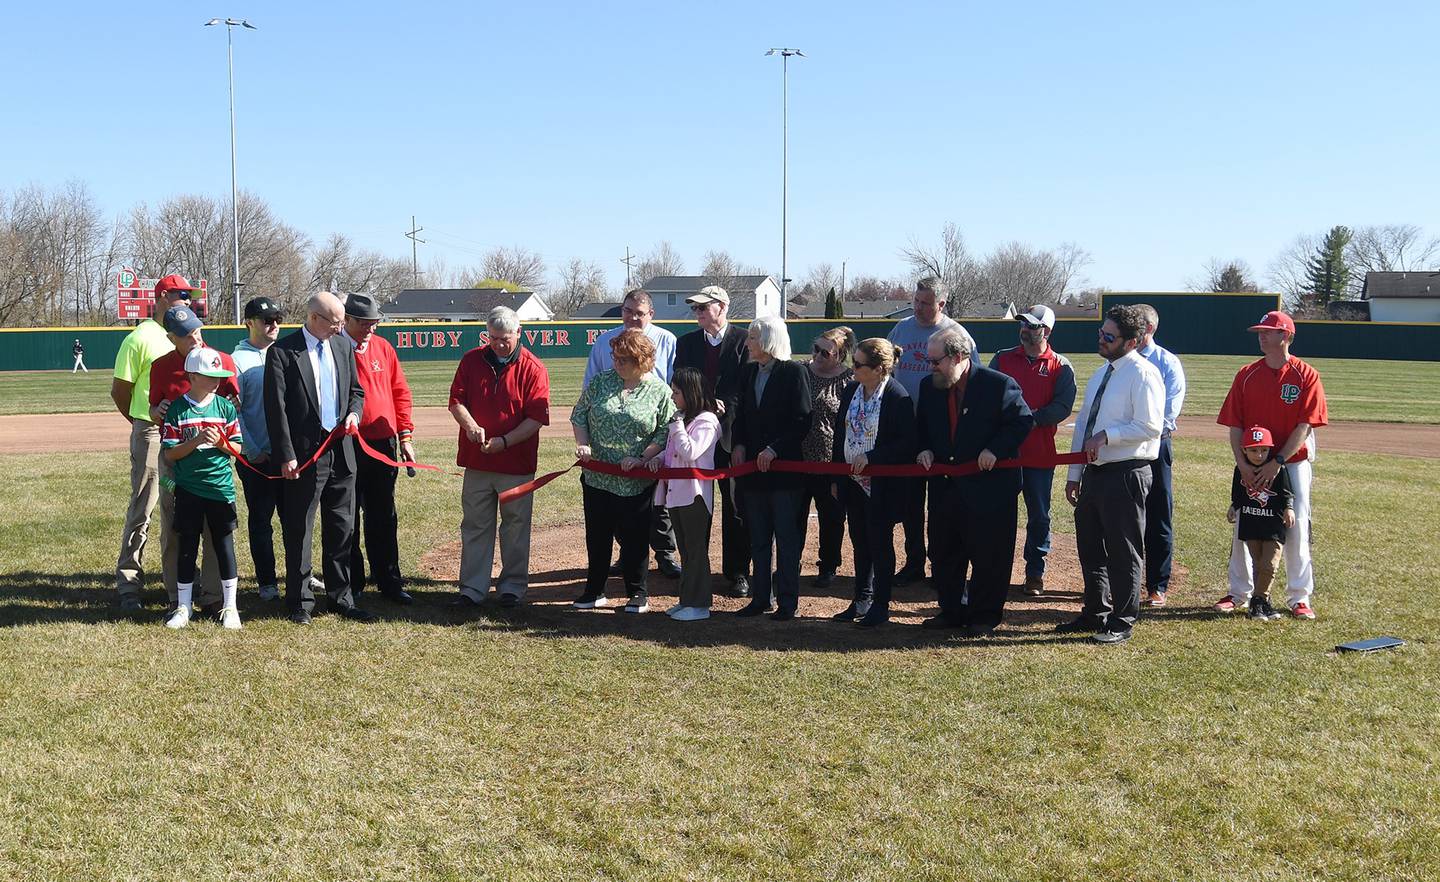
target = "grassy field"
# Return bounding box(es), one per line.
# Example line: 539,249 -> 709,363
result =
2,423 -> 1438,879
4,352 -> 1439,423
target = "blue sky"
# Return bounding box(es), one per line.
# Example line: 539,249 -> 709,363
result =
4,0 -> 1436,291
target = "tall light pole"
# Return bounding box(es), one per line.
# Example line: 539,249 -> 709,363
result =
766,48 -> 803,316
205,18 -> 257,325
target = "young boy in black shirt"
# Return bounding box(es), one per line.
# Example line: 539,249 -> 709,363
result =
1228,426 -> 1296,621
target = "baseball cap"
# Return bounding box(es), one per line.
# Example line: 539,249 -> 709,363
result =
1016,304 -> 1056,330
1242,426 -> 1275,449
243,296 -> 283,320
184,346 -> 233,378
686,285 -> 730,307
154,274 -> 194,299
1248,310 -> 1296,334
163,306 -> 203,336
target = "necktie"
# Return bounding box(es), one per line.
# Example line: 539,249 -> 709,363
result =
1081,363 -> 1114,446
316,339 -> 338,431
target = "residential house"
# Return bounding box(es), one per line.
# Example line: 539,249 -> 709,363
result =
384,288 -> 554,322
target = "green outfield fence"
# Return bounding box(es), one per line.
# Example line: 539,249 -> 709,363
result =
2,293 -> 1435,371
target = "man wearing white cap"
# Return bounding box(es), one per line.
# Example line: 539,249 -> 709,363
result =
990,305 -> 1076,595
674,285 -> 752,595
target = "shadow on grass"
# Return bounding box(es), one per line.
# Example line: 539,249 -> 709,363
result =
0,571 -> 1171,652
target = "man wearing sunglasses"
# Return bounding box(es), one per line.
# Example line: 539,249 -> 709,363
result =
233,296 -> 287,602
1061,305 -> 1165,644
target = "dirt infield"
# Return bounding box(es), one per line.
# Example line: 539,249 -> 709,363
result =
7,407 -> 1437,459
415,517 -> 1189,646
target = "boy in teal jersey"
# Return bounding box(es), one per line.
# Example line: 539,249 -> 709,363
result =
160,347 -> 244,629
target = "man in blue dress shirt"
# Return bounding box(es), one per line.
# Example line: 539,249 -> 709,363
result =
1134,303 -> 1187,607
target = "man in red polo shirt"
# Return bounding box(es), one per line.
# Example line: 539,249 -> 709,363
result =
1215,310 -> 1328,619
148,305 -> 240,615
990,304 -> 1076,595
342,293 -> 417,605
449,306 -> 551,608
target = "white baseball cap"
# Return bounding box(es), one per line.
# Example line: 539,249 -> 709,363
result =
1016,304 -> 1056,330
686,285 -> 730,306
184,346 -> 233,378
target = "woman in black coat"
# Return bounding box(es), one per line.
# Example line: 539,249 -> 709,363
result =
831,338 -> 918,627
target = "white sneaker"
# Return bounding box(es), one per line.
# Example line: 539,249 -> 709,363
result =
220,607 -> 243,630
572,593 -> 610,609
623,593 -> 650,614
855,599 -> 873,618
672,607 -> 710,622
257,584 -> 280,602
666,605 -> 688,617
165,607 -> 191,629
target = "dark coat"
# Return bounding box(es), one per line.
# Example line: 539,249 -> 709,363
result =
733,358 -> 811,491
674,323 -> 749,451
264,329 -> 365,470
831,378 -> 917,524
916,364 -> 1034,506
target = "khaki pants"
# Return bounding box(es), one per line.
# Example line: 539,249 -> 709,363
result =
1244,539 -> 1283,601
459,470 -> 534,602
115,421 -> 164,597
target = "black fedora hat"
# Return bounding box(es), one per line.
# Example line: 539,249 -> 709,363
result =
344,293 -> 384,320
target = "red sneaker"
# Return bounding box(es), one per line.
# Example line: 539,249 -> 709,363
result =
1291,602 -> 1316,620
1213,596 -> 1246,613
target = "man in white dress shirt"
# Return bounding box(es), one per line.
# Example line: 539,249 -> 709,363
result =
1059,305 -> 1165,644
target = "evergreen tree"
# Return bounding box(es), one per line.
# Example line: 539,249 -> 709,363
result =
825,286 -> 842,318
1305,225 -> 1352,305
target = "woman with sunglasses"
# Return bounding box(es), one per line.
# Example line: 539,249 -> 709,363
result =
831,338 -> 917,626
798,327 -> 856,589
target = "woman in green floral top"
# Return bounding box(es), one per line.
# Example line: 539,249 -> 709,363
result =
571,328 -> 676,612
799,326 -> 856,589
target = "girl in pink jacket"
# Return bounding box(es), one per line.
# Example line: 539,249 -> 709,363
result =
649,367 -> 720,621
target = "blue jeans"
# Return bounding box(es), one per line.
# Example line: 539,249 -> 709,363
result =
1019,466 -> 1055,579
742,488 -> 805,612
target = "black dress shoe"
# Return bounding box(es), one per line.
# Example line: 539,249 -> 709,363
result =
381,588 -> 414,605
920,615 -> 959,630
1093,628 -> 1132,645
289,609 -> 312,625
814,568 -> 836,589
335,606 -> 377,623
856,610 -> 889,627
498,593 -> 520,609
728,576 -> 751,598
1054,616 -> 1100,634
893,565 -> 926,587
769,608 -> 796,622
656,555 -> 682,579
830,603 -> 858,622
735,601 -> 768,617
451,592 -> 483,608
963,624 -> 996,639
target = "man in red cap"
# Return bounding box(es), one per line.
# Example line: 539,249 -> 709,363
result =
109,273 -> 196,613
1215,310 -> 1328,619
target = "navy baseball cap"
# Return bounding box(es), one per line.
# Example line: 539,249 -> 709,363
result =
163,306 -> 203,336
244,296 -> 283,320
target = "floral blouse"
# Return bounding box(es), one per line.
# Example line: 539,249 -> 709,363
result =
844,377 -> 888,495
801,368 -> 854,463
571,369 -> 675,496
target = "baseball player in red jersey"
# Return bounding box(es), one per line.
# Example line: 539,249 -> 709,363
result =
1214,311 -> 1328,618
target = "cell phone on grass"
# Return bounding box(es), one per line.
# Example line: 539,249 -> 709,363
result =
1335,636 -> 1404,653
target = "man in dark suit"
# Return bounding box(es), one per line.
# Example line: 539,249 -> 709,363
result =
264,291 -> 372,625
916,327 -> 1033,637
673,285 -> 752,596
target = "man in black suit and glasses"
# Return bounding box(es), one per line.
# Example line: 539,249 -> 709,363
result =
264,291 -> 372,624
673,285 -> 752,597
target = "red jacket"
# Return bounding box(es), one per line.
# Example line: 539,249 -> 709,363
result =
990,345 -> 1076,459
350,334 -> 414,441
449,346 -> 551,474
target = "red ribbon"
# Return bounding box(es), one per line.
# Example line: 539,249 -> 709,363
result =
497,452 -> 1090,505
221,425 -> 441,479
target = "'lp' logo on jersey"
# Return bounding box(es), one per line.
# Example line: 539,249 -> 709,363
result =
1279,383 -> 1300,404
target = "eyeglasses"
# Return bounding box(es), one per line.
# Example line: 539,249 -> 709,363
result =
689,304 -> 709,312
926,355 -> 950,367
812,345 -> 835,358
613,355 -> 638,366
1098,327 -> 1117,343
310,312 -> 343,327
852,359 -> 872,370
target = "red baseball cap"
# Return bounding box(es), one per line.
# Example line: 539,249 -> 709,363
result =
154,274 -> 194,299
1242,425 -> 1275,448
1248,310 -> 1295,334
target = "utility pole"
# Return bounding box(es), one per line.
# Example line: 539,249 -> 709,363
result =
620,246 -> 637,289
840,260 -> 846,301
405,216 -> 426,287
765,48 -> 804,317
204,18 -> 257,325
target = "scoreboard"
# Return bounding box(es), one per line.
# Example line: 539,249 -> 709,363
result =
116,269 -> 210,321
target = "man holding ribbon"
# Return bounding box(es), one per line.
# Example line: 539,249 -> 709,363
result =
264,291 -> 369,625
1061,305 -> 1165,644
342,293 -> 416,606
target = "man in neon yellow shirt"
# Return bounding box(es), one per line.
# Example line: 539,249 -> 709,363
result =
110,274 -> 192,612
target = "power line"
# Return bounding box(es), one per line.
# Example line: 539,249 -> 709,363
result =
404,216 -> 426,287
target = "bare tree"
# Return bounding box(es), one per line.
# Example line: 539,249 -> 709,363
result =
478,245 -> 546,291
633,241 -> 685,288
900,222 -> 983,316
845,275 -> 906,302
1346,224 -> 1440,288
974,241 -> 1092,313
549,258 -> 609,318
701,249 -> 740,293
0,182 -> 122,326
307,234 -> 412,305
1190,258 -> 1260,293
1267,232 -> 1323,309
